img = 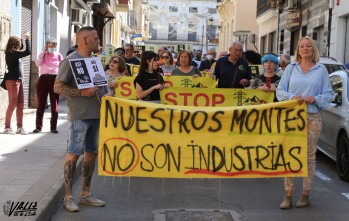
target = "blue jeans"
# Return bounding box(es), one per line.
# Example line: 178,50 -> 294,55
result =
67,119 -> 100,155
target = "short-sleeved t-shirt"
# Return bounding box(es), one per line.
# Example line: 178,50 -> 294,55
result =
214,56 -> 252,88
134,72 -> 165,101
56,51 -> 108,120
171,67 -> 202,76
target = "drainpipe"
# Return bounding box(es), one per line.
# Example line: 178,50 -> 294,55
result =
327,0 -> 334,57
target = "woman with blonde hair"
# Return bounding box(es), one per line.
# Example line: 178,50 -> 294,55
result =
105,55 -> 127,96
277,36 -> 333,209
3,33 -> 31,135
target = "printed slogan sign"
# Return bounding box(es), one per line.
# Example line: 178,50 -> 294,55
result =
160,88 -> 274,106
98,97 -> 308,178
69,57 -> 108,89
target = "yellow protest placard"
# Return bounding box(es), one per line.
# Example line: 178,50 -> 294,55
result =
98,97 -> 308,178
163,76 -> 216,88
160,87 -> 274,106
128,64 -> 140,75
114,76 -> 137,100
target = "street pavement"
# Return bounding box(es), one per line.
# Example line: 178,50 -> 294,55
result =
0,99 -> 72,221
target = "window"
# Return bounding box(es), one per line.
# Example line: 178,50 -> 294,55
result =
279,30 -> 284,53
301,26 -> 307,37
189,7 -> 198,13
169,6 -> 178,12
188,23 -> 197,42
168,23 -> 177,41
149,22 -> 157,40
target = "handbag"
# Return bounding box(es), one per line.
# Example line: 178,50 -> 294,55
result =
0,73 -> 6,90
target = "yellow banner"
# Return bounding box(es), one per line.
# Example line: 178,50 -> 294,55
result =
114,76 -> 216,100
98,97 -> 308,178
160,87 -> 274,106
128,64 -> 140,75
114,76 -> 137,100
163,76 -> 216,88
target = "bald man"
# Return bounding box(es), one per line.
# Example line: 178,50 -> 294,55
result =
54,26 -> 107,212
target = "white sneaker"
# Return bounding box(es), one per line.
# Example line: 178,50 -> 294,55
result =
16,127 -> 28,135
4,128 -> 16,135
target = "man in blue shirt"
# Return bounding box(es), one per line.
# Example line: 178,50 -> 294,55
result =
214,41 -> 251,88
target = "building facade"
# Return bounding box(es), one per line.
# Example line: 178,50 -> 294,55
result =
257,0 -> 349,64
216,0 -> 260,53
330,0 -> 349,64
144,0 -> 219,54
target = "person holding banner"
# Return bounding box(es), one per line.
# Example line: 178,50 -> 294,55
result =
134,51 -> 165,102
172,50 -> 202,77
54,26 -> 107,212
256,53 -> 280,102
214,41 -> 251,88
276,36 -> 333,209
105,55 -> 127,96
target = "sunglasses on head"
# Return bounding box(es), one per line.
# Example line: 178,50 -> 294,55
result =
162,56 -> 170,59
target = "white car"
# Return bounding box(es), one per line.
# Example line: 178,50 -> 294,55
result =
287,56 -> 346,73
318,70 -> 349,181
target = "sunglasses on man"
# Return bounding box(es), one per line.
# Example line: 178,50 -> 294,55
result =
115,51 -> 125,55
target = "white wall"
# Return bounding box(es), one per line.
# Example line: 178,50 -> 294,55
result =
331,0 -> 349,63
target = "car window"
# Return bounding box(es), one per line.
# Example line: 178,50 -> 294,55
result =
324,64 -> 346,74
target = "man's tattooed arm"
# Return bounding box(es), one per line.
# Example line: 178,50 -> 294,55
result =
54,79 -> 81,97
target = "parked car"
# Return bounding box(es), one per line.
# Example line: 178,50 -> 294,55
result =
318,56 -> 347,73
288,56 -> 346,74
318,70 -> 349,182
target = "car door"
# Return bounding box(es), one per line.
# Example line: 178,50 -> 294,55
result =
318,74 -> 344,159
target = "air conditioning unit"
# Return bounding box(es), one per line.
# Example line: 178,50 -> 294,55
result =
285,0 -> 297,10
71,8 -> 86,25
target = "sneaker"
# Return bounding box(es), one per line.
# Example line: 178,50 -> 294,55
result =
63,197 -> 79,212
16,127 -> 28,135
78,194 -> 105,207
4,128 -> 16,135
32,129 -> 41,133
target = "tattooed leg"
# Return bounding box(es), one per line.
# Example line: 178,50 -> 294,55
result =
81,152 -> 97,196
64,154 -> 78,198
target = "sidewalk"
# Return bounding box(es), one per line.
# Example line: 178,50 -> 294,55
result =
0,99 -> 74,221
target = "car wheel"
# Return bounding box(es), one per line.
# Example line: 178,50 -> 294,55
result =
336,133 -> 349,182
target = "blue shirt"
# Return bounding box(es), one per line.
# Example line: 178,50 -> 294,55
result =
276,62 -> 334,113
214,56 -> 251,88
